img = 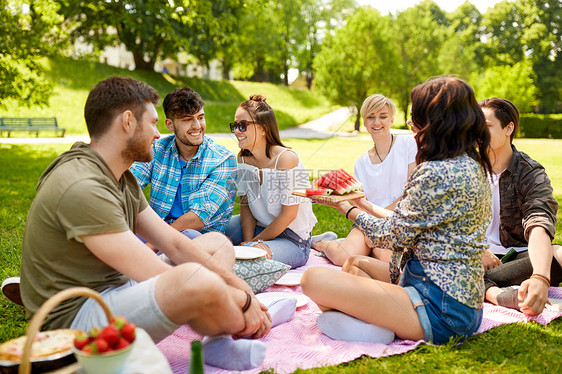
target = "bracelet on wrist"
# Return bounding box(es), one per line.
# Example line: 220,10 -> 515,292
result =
241,291 -> 252,313
345,206 -> 358,220
530,274 -> 550,287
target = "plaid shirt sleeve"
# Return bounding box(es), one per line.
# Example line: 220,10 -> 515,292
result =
185,148 -> 237,233
130,159 -> 153,190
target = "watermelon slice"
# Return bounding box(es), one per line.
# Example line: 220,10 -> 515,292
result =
305,188 -> 330,196
316,169 -> 363,194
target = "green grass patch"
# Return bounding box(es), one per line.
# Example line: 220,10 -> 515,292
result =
0,57 -> 334,136
0,138 -> 560,371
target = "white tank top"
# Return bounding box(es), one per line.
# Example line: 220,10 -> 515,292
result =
236,149 -> 317,240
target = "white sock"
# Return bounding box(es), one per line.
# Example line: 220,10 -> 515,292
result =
202,335 -> 266,370
311,231 -> 337,244
267,298 -> 297,327
317,311 -> 395,344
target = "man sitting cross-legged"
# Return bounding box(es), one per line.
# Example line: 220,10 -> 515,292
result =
479,97 -> 562,316
18,76 -> 284,370
130,87 -> 236,241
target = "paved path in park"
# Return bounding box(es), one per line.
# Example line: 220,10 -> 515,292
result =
0,107 -> 411,144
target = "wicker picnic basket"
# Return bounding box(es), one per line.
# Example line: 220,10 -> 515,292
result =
18,287 -> 114,374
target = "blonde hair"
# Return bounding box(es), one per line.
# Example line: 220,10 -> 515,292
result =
360,94 -> 396,120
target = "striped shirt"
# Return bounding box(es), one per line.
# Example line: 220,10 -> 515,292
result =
130,135 -> 236,233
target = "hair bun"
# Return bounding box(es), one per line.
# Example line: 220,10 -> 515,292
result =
249,94 -> 266,102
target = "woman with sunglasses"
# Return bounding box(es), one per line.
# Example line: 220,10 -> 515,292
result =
301,77 -> 493,345
225,94 -> 317,268
313,94 -> 417,266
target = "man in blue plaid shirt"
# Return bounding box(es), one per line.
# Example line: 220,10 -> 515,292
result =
131,87 -> 236,238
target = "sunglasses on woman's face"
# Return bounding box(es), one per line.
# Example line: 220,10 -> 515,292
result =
229,120 -> 255,133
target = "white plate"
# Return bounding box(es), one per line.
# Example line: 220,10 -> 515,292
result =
234,246 -> 267,260
256,292 -> 310,308
546,297 -> 562,312
275,272 -> 303,286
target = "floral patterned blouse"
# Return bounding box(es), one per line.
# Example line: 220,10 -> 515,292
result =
355,153 -> 492,308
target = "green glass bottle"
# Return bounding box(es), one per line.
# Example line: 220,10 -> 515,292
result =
190,340 -> 205,374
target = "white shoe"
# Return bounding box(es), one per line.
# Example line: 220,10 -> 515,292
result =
2,277 -> 22,306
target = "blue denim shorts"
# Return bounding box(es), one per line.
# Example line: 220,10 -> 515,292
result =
399,259 -> 482,345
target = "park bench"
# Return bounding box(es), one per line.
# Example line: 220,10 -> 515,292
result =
0,117 -> 66,137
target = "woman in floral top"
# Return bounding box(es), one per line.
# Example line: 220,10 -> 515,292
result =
301,77 -> 493,345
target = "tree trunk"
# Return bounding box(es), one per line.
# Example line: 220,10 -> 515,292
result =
402,100 -> 410,126
255,58 -> 264,82
133,52 -> 155,71
354,108 -> 361,132
283,59 -> 289,86
306,71 -> 313,90
219,55 -> 232,80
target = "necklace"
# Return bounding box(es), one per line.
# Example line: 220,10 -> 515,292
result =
373,134 -> 394,163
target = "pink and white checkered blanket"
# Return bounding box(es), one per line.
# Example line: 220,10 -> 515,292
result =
157,251 -> 562,373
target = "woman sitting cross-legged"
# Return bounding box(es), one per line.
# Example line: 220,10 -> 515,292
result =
225,94 -> 317,269
313,94 -> 417,265
302,77 -> 493,345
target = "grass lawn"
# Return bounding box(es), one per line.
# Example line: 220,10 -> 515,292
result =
0,138 -> 560,372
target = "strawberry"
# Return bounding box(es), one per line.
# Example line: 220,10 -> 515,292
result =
88,327 -> 102,339
110,316 -> 127,330
120,323 -> 136,343
99,325 -> 120,347
73,332 -> 90,350
91,338 -> 109,353
115,337 -> 131,350
81,344 -> 94,354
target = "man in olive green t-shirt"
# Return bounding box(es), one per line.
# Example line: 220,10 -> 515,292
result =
19,77 -> 272,358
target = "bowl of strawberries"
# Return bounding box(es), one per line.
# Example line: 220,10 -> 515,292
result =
71,316 -> 136,374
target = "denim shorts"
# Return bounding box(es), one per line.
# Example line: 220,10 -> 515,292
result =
399,259 -> 483,345
225,214 -> 311,269
70,276 -> 179,344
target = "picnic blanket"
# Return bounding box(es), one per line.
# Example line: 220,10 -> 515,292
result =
157,251 -> 562,373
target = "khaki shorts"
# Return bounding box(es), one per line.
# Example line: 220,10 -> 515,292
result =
70,276 -> 179,343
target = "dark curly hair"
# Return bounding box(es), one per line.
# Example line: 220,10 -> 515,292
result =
84,76 -> 159,138
238,94 -> 287,158
162,87 -> 205,120
410,77 -> 492,174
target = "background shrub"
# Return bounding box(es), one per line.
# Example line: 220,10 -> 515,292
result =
518,114 -> 562,139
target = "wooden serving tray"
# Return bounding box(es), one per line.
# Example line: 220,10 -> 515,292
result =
292,190 -> 366,203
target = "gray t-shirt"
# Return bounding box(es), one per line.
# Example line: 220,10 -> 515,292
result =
21,142 -> 148,329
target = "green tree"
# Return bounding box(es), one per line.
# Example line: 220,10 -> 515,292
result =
517,0 -> 562,112
298,0 -> 356,89
275,0 -> 306,86
471,59 -> 538,112
233,0 -> 285,82
213,1 -> 250,80
482,1 -> 527,66
482,0 -> 562,112
57,0 -> 233,72
439,1 -> 484,78
187,0 -> 246,75
0,0 -> 64,107
390,0 -> 448,123
313,7 -> 396,131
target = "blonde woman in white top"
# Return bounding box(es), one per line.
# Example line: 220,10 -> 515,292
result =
225,95 -> 317,268
314,94 -> 417,266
